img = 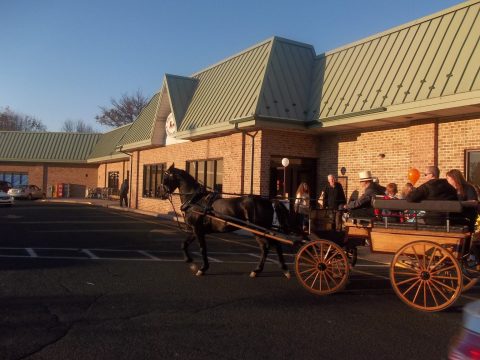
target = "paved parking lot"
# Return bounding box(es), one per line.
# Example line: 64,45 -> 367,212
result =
0,201 -> 479,360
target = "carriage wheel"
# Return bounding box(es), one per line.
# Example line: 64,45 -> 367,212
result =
390,240 -> 462,312
463,274 -> 478,292
295,239 -> 349,295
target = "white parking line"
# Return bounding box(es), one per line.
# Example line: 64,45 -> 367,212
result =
82,249 -> 99,259
137,250 -> 160,260
25,248 -> 37,257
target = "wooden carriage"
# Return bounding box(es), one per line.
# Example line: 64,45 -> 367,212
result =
294,200 -> 479,312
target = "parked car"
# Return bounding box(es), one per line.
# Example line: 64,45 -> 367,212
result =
0,190 -> 14,206
8,185 -> 45,200
449,300 -> 480,359
0,181 -> 12,193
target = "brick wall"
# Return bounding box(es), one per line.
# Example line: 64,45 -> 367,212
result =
0,163 -> 97,196
0,163 -> 44,187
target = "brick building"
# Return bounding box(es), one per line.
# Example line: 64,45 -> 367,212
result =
1,1 -> 479,216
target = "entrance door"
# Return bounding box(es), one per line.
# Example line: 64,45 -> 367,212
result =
270,157 -> 316,201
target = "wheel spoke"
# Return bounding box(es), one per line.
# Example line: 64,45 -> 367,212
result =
303,248 -> 319,263
322,272 -> 331,291
431,275 -> 461,280
429,254 -> 449,272
393,271 -> 420,277
426,281 -> 439,307
431,278 -> 457,293
412,280 -> 423,304
395,276 -> 420,286
299,267 -> 317,275
303,269 -> 318,283
309,271 -> 320,289
298,256 -> 316,266
324,244 -> 332,261
426,246 -> 438,270
402,278 -> 421,297
411,246 -> 424,271
430,265 -> 456,275
429,280 -> 450,301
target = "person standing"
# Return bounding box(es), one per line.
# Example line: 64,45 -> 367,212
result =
119,179 -> 129,207
294,182 -> 311,232
322,174 -> 346,231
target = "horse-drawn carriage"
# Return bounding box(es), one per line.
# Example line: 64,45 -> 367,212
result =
297,199 -> 479,312
160,165 -> 479,312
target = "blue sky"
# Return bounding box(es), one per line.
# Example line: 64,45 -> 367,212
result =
0,0 -> 464,132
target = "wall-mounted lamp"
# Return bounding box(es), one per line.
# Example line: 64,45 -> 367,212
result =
378,153 -> 385,159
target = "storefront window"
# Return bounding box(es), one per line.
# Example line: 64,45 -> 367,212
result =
466,150 -> 480,185
186,159 -> 223,192
0,172 -> 28,187
143,164 -> 165,198
108,171 -> 119,189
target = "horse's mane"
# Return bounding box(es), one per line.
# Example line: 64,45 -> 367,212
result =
171,167 -> 202,191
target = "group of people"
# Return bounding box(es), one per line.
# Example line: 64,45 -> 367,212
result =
293,166 -> 480,262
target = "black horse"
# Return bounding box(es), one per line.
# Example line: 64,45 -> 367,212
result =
159,164 -> 291,278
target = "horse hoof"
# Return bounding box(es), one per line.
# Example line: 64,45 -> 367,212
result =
195,270 -> 204,276
189,263 -> 198,272
249,271 -> 257,278
284,271 -> 291,279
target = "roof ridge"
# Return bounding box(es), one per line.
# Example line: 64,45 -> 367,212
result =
318,0 -> 479,58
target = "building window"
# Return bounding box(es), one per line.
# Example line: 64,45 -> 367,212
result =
0,172 -> 28,187
143,163 -> 165,198
108,171 -> 119,189
466,150 -> 480,185
186,159 -> 223,192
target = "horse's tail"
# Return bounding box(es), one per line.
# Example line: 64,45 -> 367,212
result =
273,199 -> 291,234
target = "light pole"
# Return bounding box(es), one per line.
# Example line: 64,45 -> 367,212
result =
281,158 -> 289,199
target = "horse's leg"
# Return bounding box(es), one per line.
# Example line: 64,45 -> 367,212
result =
273,241 -> 291,279
250,236 -> 269,278
195,228 -> 209,276
182,233 -> 195,263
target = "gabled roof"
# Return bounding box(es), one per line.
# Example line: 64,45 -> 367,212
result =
176,38 -> 273,136
164,74 -> 198,128
87,124 -> 131,163
308,0 -> 480,127
0,131 -> 100,163
117,92 -> 161,150
255,38 -> 315,122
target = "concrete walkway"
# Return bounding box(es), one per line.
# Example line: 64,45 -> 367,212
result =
41,197 -> 172,220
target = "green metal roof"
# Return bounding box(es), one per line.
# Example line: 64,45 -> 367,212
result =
164,74 -> 198,126
0,131 -> 101,163
255,38 -> 315,122
117,92 -> 161,150
309,0 -> 480,124
87,124 -> 131,163
178,38 -> 273,132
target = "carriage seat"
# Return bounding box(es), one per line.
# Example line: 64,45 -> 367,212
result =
375,222 -> 469,233
372,199 -> 463,213
372,199 -> 469,233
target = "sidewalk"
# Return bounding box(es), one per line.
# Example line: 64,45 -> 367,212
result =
41,197 -> 170,219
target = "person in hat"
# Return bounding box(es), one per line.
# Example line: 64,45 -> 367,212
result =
344,170 -> 385,218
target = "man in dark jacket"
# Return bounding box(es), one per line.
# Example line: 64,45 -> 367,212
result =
119,179 -> 129,207
406,166 -> 457,224
322,174 -> 347,231
345,171 -> 385,218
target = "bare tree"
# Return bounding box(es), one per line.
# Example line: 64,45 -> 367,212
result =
0,107 -> 47,131
95,90 -> 148,127
61,119 -> 95,133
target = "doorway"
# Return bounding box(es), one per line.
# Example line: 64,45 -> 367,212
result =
270,157 -> 317,201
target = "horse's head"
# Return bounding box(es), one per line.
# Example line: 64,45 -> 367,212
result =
159,163 -> 180,199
